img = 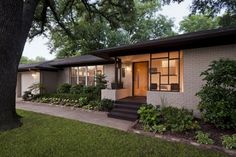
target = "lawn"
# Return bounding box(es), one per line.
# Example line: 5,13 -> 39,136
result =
0,110 -> 229,157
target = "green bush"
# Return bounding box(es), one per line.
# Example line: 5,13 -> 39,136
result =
195,131 -> 214,145
152,124 -> 167,134
87,100 -> 102,110
22,91 -> 33,101
57,83 -> 71,94
197,59 -> 236,129
100,99 -> 113,111
79,97 -> 88,107
161,106 -> 199,132
70,84 -> 84,94
138,104 -> 161,130
222,134 -> 236,149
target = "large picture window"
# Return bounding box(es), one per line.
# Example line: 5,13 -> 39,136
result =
150,51 -> 183,92
71,65 -> 104,86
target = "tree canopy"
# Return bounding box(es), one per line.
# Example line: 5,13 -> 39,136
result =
179,15 -> 220,33
164,0 -> 236,28
20,56 -> 46,64
46,0 -> 175,58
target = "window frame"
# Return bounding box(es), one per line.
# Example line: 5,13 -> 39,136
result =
150,51 -> 181,92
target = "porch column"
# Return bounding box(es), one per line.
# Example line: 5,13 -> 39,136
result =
114,57 -> 122,87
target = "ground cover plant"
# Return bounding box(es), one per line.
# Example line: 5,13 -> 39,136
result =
0,110 -> 229,157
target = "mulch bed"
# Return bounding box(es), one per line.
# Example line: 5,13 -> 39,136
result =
133,120 -> 235,147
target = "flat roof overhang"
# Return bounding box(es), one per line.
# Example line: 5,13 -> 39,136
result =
93,27 -> 236,57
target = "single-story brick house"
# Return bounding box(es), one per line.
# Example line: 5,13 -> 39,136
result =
16,27 -> 236,118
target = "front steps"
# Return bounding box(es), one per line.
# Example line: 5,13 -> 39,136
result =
107,100 -> 143,121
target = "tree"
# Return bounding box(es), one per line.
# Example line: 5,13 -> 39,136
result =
20,56 -> 46,64
49,0 -> 175,58
0,0 -> 138,130
179,15 -> 219,33
164,0 -> 236,28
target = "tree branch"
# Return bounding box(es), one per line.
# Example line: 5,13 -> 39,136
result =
48,0 -> 77,40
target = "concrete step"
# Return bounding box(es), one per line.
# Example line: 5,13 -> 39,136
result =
112,108 -> 138,114
108,111 -> 138,121
113,103 -> 140,110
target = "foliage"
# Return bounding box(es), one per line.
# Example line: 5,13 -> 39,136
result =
57,83 -> 72,94
70,84 -> 84,94
48,0 -> 175,58
20,56 -> 46,64
195,131 -> 214,145
196,59 -> 236,129
22,91 -> 34,101
137,104 -> 162,130
164,0 -> 236,28
162,106 -> 200,132
179,15 -> 219,33
100,99 -> 113,111
138,104 -> 199,133
28,83 -> 45,94
152,124 -> 167,134
222,134 -> 236,150
78,97 -> 88,107
95,74 -> 108,89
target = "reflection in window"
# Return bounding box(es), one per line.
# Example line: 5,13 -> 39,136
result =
71,65 -> 103,86
150,51 -> 183,92
79,67 -> 86,85
87,66 -> 95,86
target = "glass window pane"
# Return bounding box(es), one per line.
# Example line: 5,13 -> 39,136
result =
169,60 -> 179,75
151,73 -> 160,90
96,65 -> 103,75
71,67 -> 78,85
79,67 -> 86,85
161,76 -> 168,84
87,66 -> 95,86
169,51 -> 179,58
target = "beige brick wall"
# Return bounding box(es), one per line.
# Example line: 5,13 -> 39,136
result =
147,44 -> 236,115
104,64 -> 115,89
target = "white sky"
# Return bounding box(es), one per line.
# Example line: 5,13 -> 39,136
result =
23,0 -> 192,60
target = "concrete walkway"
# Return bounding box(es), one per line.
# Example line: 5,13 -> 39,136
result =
16,101 -> 134,131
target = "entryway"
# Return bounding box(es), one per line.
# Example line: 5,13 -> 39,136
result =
133,62 -> 148,96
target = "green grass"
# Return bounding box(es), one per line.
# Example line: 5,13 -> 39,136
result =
0,110 -> 228,157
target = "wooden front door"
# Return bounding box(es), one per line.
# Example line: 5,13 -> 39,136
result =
133,62 -> 148,96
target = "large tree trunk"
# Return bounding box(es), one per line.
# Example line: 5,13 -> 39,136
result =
0,0 -> 39,130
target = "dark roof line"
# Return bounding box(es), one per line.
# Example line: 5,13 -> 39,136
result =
92,27 -> 236,57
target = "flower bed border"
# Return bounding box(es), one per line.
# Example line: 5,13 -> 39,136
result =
128,120 -> 236,157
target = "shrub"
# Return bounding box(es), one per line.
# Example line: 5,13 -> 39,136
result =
138,104 -> 161,130
28,83 -> 45,94
78,97 -> 88,107
222,134 -> 236,149
161,106 -> 199,132
152,124 -> 167,134
70,84 -> 83,94
95,74 -> 108,89
22,91 -> 33,101
196,59 -> 236,129
195,131 -> 214,145
100,99 -> 113,111
57,83 -> 71,94
87,100 -> 102,110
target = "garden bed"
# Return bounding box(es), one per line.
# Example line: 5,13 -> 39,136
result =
131,121 -> 236,156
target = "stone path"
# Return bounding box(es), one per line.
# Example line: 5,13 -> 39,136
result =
16,101 -> 134,131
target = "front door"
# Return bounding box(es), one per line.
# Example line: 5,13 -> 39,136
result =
133,62 -> 148,96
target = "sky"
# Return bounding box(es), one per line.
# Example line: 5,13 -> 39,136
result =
22,0 -> 192,60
